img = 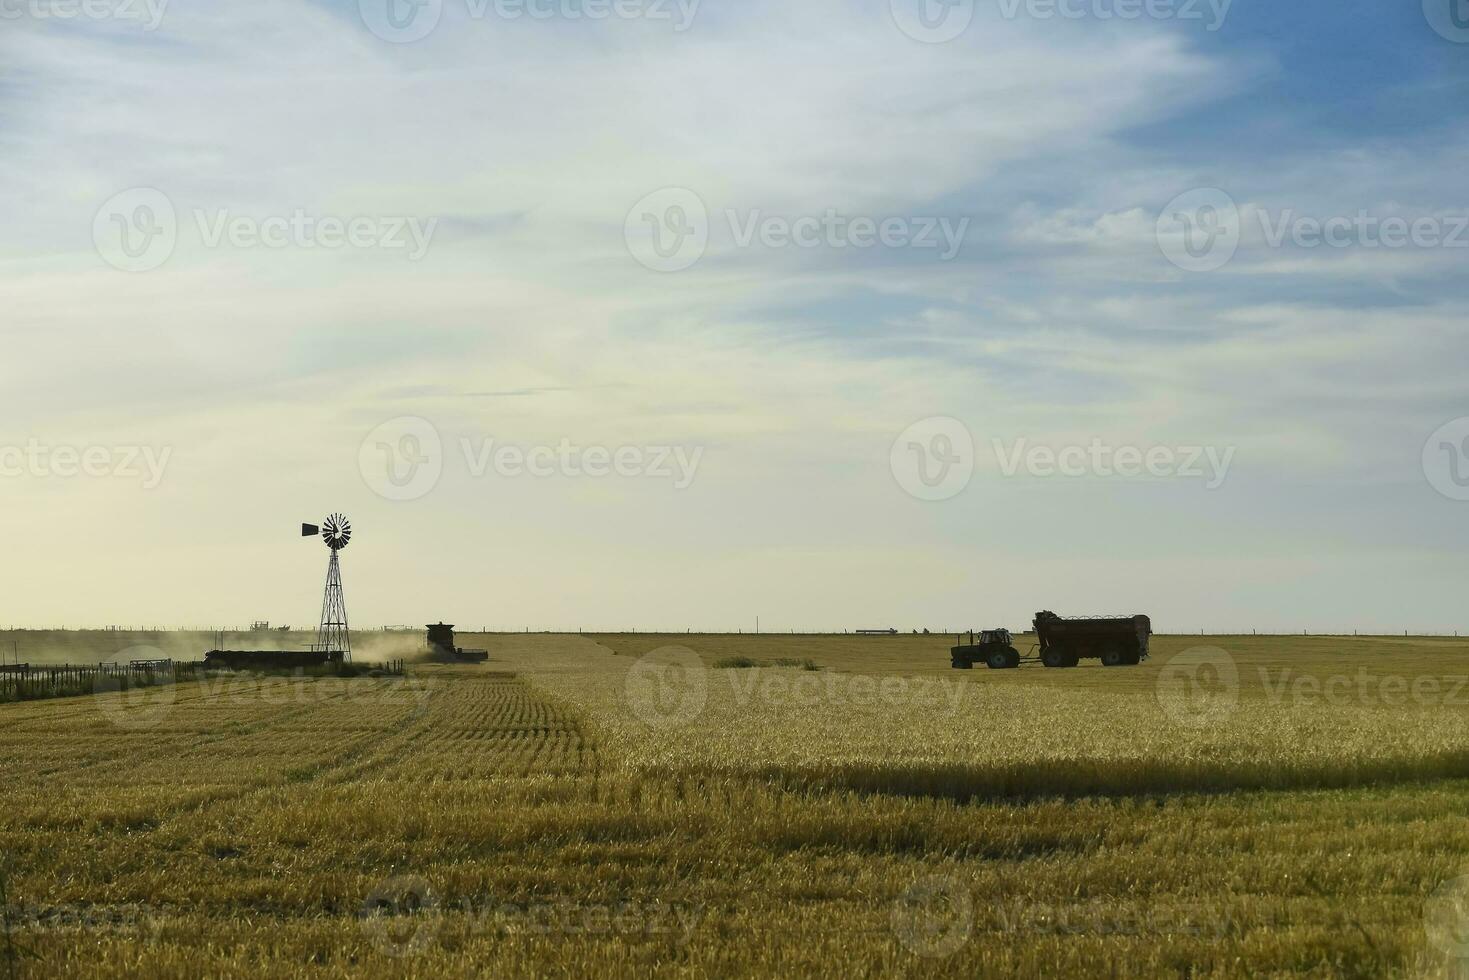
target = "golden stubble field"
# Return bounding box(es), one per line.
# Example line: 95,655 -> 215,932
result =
3,631 -> 1469,977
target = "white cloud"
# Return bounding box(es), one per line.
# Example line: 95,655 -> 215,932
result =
0,4 -> 1465,628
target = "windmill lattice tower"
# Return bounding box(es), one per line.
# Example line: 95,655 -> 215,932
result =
301,514 -> 352,662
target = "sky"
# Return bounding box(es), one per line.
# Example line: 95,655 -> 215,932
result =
1,0 -> 1467,633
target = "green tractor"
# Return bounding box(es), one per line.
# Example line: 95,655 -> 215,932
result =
950,629 -> 1021,670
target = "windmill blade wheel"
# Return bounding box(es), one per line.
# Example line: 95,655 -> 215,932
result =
320,513 -> 352,551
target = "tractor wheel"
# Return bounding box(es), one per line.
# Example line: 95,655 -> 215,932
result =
951,657 -> 973,670
986,650 -> 1009,670
1101,646 -> 1126,667
1004,648 -> 1021,669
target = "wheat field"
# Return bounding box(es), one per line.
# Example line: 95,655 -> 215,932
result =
3,632 -> 1469,977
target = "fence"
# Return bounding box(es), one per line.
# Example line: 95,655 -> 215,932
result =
0,658 -> 406,705
0,661 -> 202,704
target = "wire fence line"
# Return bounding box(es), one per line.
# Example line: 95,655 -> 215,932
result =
0,658 -> 407,705
0,661 -> 200,704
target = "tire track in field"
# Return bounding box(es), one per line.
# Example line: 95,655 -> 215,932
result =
389,670 -> 598,780
13,677 -> 439,833
14,671 -> 585,838
15,677 -> 402,782
0,677 -> 268,731
0,670 -> 388,736
143,676 -> 452,832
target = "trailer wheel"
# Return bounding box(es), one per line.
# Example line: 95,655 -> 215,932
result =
1101,646 -> 1126,667
1041,648 -> 1071,669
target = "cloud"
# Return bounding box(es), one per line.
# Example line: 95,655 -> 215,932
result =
0,2 -> 1465,628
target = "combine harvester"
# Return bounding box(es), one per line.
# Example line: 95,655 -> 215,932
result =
951,611 -> 1152,669
426,624 -> 488,664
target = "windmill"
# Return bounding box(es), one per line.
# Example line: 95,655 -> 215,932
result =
301,514 -> 352,662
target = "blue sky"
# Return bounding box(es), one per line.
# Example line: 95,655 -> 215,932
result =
0,0 -> 1466,632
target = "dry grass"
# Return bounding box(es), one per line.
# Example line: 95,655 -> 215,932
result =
568,632 -> 1469,797
3,633 -> 1468,977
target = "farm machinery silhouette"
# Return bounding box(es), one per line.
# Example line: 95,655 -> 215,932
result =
951,611 -> 1152,670
425,624 -> 488,664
